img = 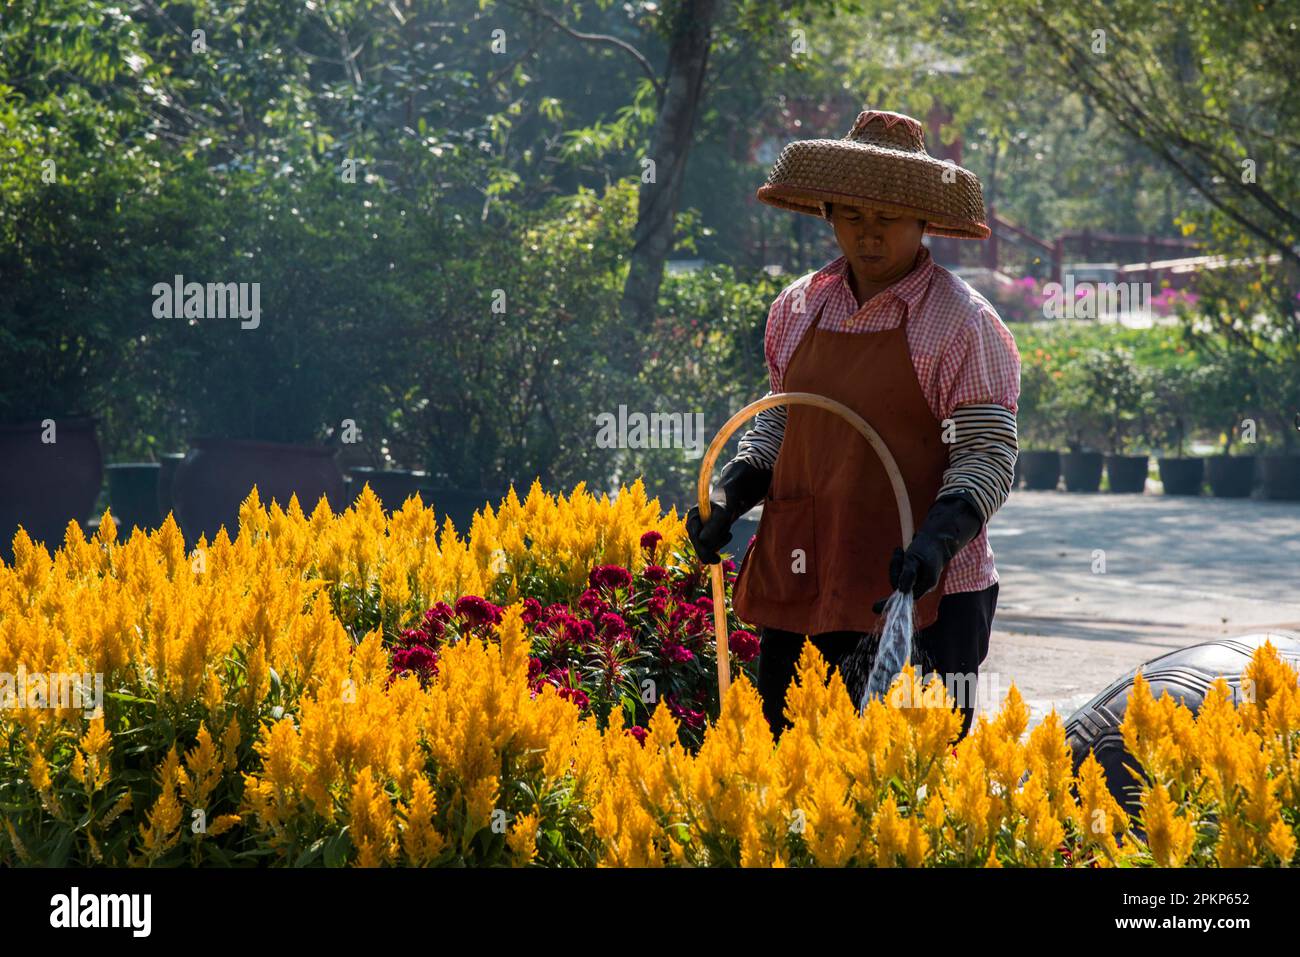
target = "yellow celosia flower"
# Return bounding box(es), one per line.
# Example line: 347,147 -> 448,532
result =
1142,781 -> 1195,867
138,746 -> 184,862
347,765 -> 397,867
399,776 -> 447,866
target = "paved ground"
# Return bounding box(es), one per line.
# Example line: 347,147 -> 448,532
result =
978,490 -> 1300,726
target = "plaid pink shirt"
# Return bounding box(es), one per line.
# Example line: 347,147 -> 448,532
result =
763,244 -> 1021,595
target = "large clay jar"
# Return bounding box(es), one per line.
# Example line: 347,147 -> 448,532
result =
1064,632 -> 1300,832
0,416 -> 103,561
172,438 -> 346,542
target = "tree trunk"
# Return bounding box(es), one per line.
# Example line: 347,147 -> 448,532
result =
618,0 -> 718,338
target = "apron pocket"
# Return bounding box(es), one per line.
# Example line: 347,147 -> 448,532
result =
750,495 -> 819,604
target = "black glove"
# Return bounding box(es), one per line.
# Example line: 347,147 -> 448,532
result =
685,458 -> 772,565
872,493 -> 984,613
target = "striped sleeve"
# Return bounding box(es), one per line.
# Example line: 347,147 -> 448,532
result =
936,403 -> 1019,522
733,396 -> 786,470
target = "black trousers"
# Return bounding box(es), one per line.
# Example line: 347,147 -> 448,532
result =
756,581 -> 998,742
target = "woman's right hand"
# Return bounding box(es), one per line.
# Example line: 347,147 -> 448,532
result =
685,459 -> 772,565
685,497 -> 735,565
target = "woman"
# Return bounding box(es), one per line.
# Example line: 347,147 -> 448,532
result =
687,109 -> 1020,740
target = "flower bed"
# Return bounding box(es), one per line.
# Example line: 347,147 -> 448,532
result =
1,482 -> 1297,866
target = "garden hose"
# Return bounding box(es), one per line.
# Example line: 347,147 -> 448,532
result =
697,392 -> 916,700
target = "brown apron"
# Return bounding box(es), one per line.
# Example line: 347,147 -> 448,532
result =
732,291 -> 951,635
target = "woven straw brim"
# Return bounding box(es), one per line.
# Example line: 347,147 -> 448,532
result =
756,138 -> 990,240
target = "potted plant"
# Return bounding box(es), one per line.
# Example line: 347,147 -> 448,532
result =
1092,348 -> 1153,494
1055,350 -> 1110,492
1256,349 -> 1300,500
1014,359 -> 1063,490
1195,348 -> 1261,498
1149,363 -> 1204,495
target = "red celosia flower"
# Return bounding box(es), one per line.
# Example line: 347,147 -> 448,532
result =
521,597 -> 543,625
557,686 -> 590,710
598,611 -> 629,641
589,564 -> 633,592
578,588 -> 608,617
627,725 -> 648,745
729,629 -> 760,662
666,695 -> 705,729
641,564 -> 668,582
426,601 -> 455,623
455,595 -> 503,627
399,627 -> 430,646
662,641 -> 695,665
640,531 -> 663,557
391,645 -> 439,679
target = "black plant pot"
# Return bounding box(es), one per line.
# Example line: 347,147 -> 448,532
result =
1018,450 -> 1061,490
157,452 -> 187,523
1157,457 -> 1204,496
0,416 -> 103,560
1061,451 -> 1103,492
1205,455 -> 1256,498
417,486 -> 508,537
106,463 -> 162,533
1260,455 -> 1300,500
173,438 -> 346,542
349,468 -> 430,512
1104,454 -> 1148,494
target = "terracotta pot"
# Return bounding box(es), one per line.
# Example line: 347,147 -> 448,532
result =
1260,454 -> 1300,500
1157,457 -> 1204,496
348,468 -> 430,512
1018,450 -> 1061,490
0,417 -> 103,560
172,438 -> 345,541
1104,454 -> 1148,494
1061,451 -> 1103,492
1205,455 -> 1256,498
106,463 -> 162,533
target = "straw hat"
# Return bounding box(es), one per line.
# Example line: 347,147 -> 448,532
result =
755,108 -> 990,240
